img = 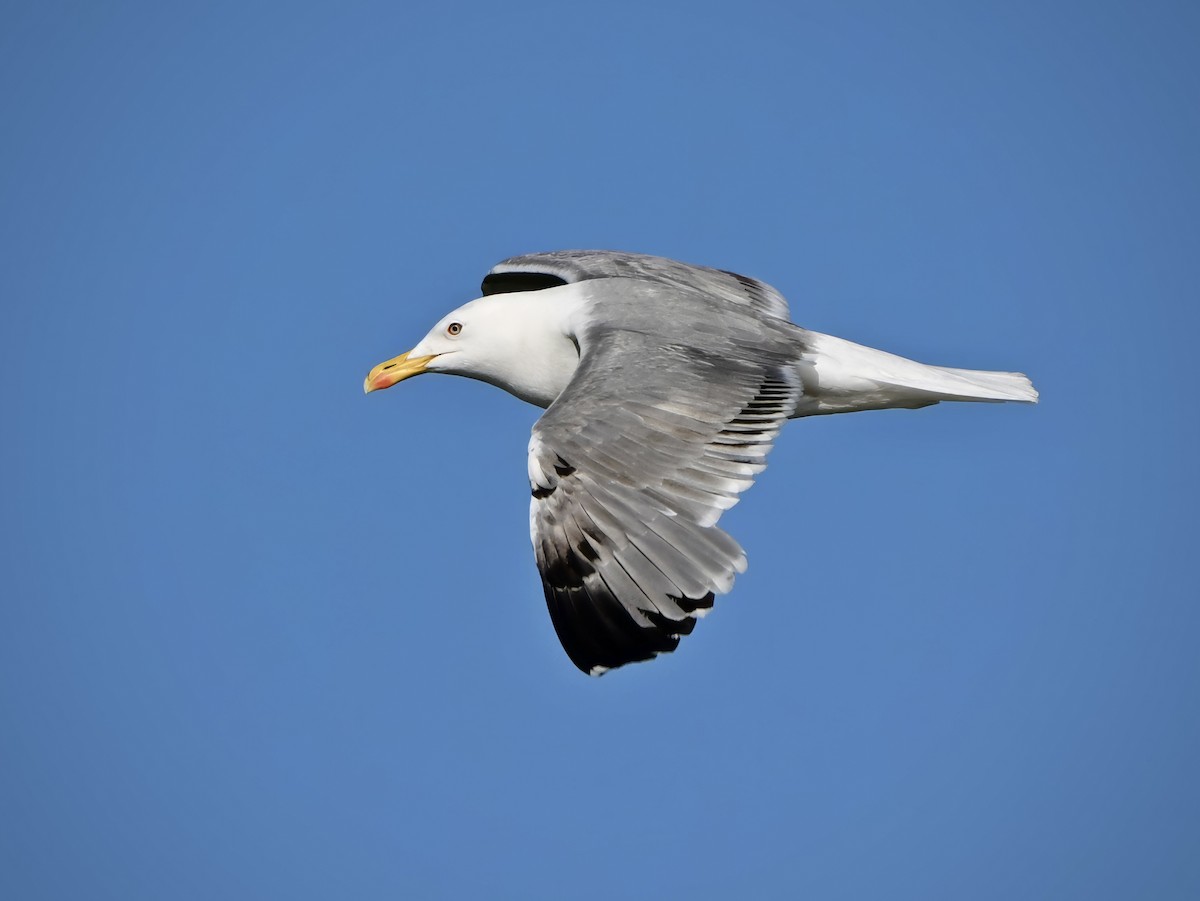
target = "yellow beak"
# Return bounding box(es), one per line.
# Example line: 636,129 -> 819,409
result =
363,351 -> 437,394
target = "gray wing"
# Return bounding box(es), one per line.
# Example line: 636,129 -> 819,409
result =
484,249 -> 791,322
528,282 -> 803,674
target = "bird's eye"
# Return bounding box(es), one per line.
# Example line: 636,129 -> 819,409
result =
446,322 -> 463,336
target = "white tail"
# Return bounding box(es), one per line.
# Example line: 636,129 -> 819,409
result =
792,331 -> 1038,417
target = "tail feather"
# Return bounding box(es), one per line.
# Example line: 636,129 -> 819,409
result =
793,331 -> 1038,416
926,365 -> 1039,403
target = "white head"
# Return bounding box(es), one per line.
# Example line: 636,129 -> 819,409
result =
364,287 -> 584,408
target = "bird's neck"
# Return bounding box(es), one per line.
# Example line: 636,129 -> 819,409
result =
476,284 -> 588,408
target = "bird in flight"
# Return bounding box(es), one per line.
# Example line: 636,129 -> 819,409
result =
365,251 -> 1037,675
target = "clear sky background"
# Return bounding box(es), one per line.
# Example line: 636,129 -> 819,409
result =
2,2 -> 1197,898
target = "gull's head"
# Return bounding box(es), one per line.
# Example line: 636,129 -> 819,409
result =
363,287 -> 585,408
364,296 -> 506,393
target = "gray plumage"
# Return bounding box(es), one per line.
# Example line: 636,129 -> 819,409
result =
519,270 -> 804,674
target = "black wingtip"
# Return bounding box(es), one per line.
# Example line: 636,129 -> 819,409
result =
543,580 -> 714,675
481,272 -> 569,296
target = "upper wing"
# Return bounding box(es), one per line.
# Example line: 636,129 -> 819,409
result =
527,283 -> 803,674
484,250 -> 792,322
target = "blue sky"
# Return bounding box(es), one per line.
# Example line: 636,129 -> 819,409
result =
2,1 -> 1197,898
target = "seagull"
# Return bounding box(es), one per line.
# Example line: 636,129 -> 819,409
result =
365,251 -> 1037,675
